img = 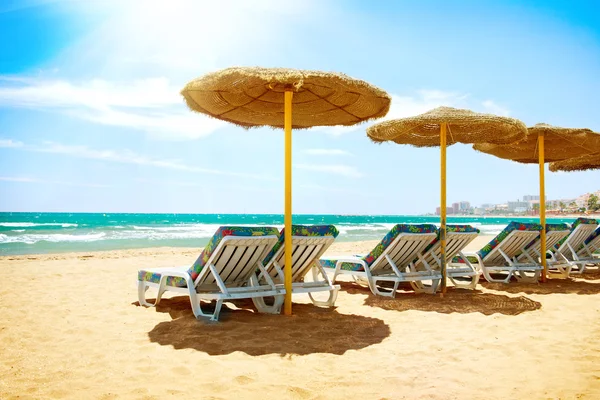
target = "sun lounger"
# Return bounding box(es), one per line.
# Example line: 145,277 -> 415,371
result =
579,226 -> 600,263
137,226 -> 281,321
251,225 -> 340,312
320,224 -> 440,296
515,223 -> 571,278
410,224 -> 481,291
548,218 -> 599,275
459,222 -> 543,283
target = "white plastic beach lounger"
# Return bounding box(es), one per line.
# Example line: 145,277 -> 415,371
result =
578,226 -> 600,265
460,222 -> 543,283
250,225 -> 340,313
548,218 -> 599,275
137,226 -> 281,321
410,224 -> 481,292
320,224 -> 440,297
515,223 -> 571,278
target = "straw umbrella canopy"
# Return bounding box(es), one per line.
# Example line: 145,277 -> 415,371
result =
367,106 -> 528,293
182,67 -> 391,315
473,124 -> 600,281
550,153 -> 600,172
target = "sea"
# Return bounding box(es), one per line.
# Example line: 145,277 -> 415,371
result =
0,212 -> 578,256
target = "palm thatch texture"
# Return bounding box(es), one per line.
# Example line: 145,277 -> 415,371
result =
473,124 -> 600,164
181,67 -> 391,129
366,106 -> 527,147
550,152 -> 600,172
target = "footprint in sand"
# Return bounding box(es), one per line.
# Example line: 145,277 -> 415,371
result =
234,375 -> 255,385
286,386 -> 312,399
171,366 -> 191,375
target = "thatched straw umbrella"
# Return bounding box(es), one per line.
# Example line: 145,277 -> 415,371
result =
182,67 -> 391,315
368,107 -> 527,293
549,152 -> 600,172
473,124 -> 600,281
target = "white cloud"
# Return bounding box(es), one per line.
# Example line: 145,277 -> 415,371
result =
315,90 -> 511,136
0,0 -> 320,140
482,100 -> 510,116
0,176 -> 36,182
305,148 -> 352,156
0,139 -> 24,148
2,140 -> 276,181
53,0 -> 315,77
0,77 -> 225,140
0,176 -> 110,188
295,164 -> 364,178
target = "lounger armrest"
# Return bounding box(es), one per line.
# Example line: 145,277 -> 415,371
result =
138,266 -> 195,287
321,255 -> 368,272
459,252 -> 483,266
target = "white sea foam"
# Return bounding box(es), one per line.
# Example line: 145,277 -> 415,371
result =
0,222 -> 78,228
0,221 -> 512,247
0,232 -> 106,244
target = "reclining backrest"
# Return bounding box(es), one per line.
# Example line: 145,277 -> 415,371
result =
367,224 -> 438,273
556,218 -> 598,260
414,224 -> 480,269
262,225 -> 339,281
477,221 -> 542,265
192,226 -> 280,287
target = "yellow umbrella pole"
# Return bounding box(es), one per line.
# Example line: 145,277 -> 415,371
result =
440,122 -> 447,294
284,89 -> 293,315
538,131 -> 547,283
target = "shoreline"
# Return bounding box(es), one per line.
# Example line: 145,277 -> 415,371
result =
0,236 -> 493,260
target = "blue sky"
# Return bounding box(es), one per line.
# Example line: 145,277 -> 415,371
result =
0,0 -> 599,214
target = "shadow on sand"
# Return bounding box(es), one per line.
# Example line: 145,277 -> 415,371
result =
482,275 -> 600,295
141,297 -> 390,356
338,282 -> 541,316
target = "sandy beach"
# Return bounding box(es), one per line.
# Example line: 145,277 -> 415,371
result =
1,235 -> 600,399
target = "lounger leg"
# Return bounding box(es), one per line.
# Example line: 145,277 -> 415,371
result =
210,300 -> 223,322
482,267 -> 512,284
307,264 -> 339,307
251,294 -> 284,314
548,262 -> 571,278
449,274 -> 479,290
308,289 -> 338,307
514,269 -> 540,283
247,273 -> 284,314
137,278 -> 168,307
370,277 -> 395,297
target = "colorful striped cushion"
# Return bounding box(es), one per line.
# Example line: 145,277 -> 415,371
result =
477,221 -> 542,260
262,224 -> 339,265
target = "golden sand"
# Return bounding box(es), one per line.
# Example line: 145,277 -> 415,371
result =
1,236 -> 599,399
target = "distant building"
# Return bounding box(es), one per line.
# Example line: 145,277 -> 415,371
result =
435,206 -> 456,216
576,194 -> 590,208
507,200 -> 530,212
523,195 -> 540,202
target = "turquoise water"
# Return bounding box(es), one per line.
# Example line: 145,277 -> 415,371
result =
0,212 -> 578,256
